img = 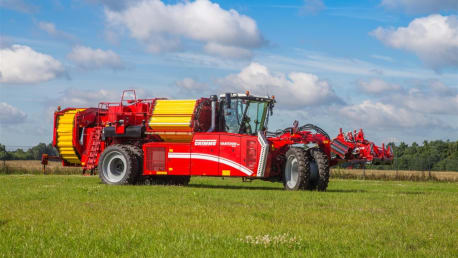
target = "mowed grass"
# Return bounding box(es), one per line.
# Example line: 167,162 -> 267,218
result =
0,175 -> 456,257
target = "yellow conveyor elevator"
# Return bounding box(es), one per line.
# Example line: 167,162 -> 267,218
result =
55,109 -> 86,165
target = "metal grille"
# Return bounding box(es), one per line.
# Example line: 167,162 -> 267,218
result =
146,147 -> 166,171
246,140 -> 257,169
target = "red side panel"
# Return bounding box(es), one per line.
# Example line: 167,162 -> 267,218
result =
142,132 -> 271,178
219,134 -> 242,176
167,144 -> 191,175
143,142 -> 191,175
190,134 -> 219,176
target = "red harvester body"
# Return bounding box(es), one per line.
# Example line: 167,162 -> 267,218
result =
51,90 -> 393,190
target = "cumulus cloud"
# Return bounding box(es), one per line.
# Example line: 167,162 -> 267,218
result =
217,62 -> 343,108
371,14 -> 458,70
0,102 -> 27,125
358,78 -> 402,94
339,100 -> 440,128
381,0 -> 458,13
0,44 -> 66,84
340,80 -> 458,129
67,46 -> 124,70
390,81 -> 458,115
105,0 -> 264,58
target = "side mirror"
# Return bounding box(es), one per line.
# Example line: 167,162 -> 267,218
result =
225,93 -> 231,109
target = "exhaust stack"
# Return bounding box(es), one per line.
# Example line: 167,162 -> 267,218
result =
207,95 -> 217,132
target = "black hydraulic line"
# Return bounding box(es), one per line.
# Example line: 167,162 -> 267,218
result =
266,123 -> 330,139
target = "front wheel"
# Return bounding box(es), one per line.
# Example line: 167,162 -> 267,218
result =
98,145 -> 139,185
283,147 -> 311,190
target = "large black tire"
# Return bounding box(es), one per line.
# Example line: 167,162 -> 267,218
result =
308,147 -> 330,191
175,176 -> 191,186
149,175 -> 191,186
125,145 -> 144,184
283,147 -> 311,190
98,145 -> 139,185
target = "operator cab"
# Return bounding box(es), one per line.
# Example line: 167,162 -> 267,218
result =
219,92 -> 275,135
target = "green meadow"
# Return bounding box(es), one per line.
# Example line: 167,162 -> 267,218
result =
0,175 -> 456,257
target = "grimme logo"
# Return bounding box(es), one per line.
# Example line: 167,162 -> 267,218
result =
194,139 -> 217,146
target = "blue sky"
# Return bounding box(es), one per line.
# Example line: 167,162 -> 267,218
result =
0,0 -> 457,147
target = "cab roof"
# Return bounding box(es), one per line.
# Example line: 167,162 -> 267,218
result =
218,93 -> 276,103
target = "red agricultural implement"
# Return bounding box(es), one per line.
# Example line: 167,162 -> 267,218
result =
50,90 -> 393,191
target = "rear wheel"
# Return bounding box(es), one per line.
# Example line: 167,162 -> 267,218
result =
125,145 -> 144,184
283,147 -> 311,190
308,147 -> 330,191
98,145 -> 139,185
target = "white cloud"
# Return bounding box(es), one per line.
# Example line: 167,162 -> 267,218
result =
86,0 -> 141,11
55,88 -> 121,107
203,42 -> 252,59
0,0 -> 37,13
38,21 -> 76,42
370,54 -> 394,62
389,81 -> 458,115
38,22 -> 57,35
371,14 -> 458,70
300,0 -> 325,15
52,88 -> 163,108
175,78 -> 210,97
340,80 -> 458,129
0,44 -> 66,84
67,45 -> 124,70
105,0 -> 264,58
0,102 -> 27,125
259,50 -> 449,79
0,36 -> 12,48
358,78 -> 402,94
381,0 -> 458,13
217,62 -> 343,108
339,100 -> 440,128
176,78 -> 208,91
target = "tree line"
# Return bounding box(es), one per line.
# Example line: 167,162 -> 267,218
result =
368,140 -> 458,172
0,143 -> 58,161
1,140 -> 457,171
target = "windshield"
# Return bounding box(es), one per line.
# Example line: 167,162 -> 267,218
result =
223,99 -> 268,135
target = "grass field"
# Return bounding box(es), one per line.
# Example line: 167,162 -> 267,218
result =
0,175 -> 456,257
3,160 -> 457,182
